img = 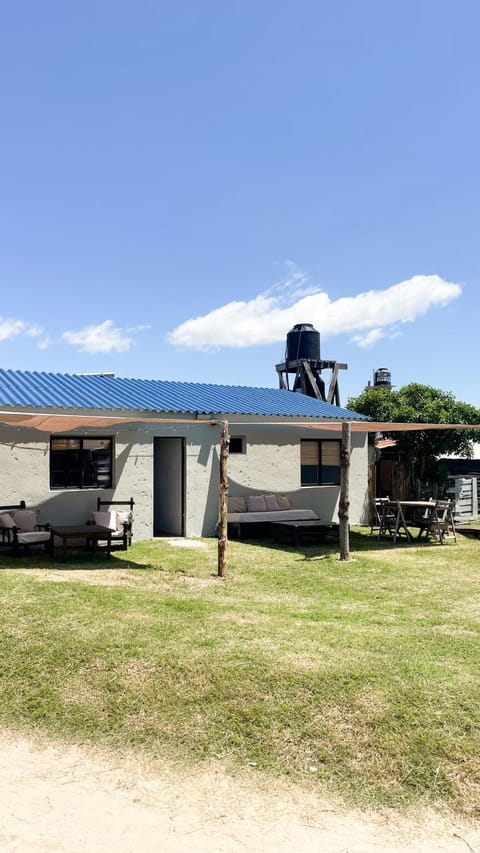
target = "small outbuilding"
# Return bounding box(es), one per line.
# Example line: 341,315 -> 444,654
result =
0,369 -> 370,539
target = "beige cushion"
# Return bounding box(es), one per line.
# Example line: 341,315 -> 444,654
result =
276,495 -> 291,510
228,496 -> 247,513
12,509 -> 38,532
0,513 -> 15,528
247,495 -> 267,512
17,531 -> 50,544
93,511 -> 118,532
115,511 -> 132,533
264,494 -> 279,511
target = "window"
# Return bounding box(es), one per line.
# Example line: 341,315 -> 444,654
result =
50,437 -> 113,490
300,439 -> 341,486
229,436 -> 246,454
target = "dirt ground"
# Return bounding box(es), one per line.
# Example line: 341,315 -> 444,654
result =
1,730 -> 479,852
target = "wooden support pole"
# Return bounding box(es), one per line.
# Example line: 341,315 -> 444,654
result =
339,421 -> 351,561
302,360 -> 324,400
217,420 -> 229,578
326,364 -> 340,404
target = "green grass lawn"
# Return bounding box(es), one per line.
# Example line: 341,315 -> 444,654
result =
0,529 -> 479,816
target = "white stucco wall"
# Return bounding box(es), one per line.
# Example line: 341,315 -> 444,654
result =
0,416 -> 369,539
220,424 -> 369,533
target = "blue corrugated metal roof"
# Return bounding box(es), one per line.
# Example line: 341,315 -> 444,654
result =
0,369 -> 368,420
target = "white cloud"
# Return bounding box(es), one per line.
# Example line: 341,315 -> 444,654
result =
126,324 -> 151,333
350,328 -> 386,349
0,318 -> 46,342
25,324 -> 44,338
62,320 -> 135,354
37,337 -> 52,350
0,319 -> 25,342
168,272 -> 462,351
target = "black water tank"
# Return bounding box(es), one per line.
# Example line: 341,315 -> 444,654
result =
286,323 -> 320,362
373,368 -> 392,388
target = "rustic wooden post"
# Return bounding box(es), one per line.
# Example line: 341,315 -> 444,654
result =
339,421 -> 351,561
217,420 -> 229,578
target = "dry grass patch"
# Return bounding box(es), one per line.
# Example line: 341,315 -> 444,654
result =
25,568 -> 142,587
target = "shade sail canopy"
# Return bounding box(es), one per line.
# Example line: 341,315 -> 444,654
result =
303,421 -> 480,432
0,411 -> 479,433
0,412 -> 217,432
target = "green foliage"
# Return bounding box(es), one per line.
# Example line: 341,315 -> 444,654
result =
348,384 -> 480,483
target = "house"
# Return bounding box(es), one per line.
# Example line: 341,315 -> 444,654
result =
0,369 -> 370,539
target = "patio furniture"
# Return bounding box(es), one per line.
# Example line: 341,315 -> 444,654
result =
0,501 -> 26,546
409,500 -> 439,540
269,519 -> 339,545
380,500 -> 457,545
91,497 -> 135,550
227,492 -> 318,539
427,499 -> 457,544
49,524 -> 112,560
0,502 -> 51,554
371,497 -> 396,538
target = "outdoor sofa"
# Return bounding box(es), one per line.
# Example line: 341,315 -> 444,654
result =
227,493 -> 318,539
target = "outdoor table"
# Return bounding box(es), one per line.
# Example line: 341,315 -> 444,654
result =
49,525 -> 112,560
382,501 -> 437,543
269,519 -> 339,545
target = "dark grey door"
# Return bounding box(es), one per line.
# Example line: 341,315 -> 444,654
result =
153,437 -> 185,536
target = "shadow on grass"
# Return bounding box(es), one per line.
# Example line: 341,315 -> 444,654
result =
0,547 -> 151,572
232,528 -> 443,560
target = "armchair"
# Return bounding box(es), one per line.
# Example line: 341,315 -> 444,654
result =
91,497 -> 135,550
0,503 -> 51,554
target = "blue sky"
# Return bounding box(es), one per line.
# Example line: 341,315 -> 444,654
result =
1,1 -> 479,407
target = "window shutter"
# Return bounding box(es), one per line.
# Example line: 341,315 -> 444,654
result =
322,442 -> 340,466
301,441 -> 319,465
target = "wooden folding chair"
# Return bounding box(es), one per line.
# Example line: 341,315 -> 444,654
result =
429,499 -> 457,544
371,498 -> 396,538
392,501 -> 411,543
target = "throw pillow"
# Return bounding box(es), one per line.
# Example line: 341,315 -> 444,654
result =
0,513 -> 15,528
264,494 -> 279,511
93,511 -> 118,532
115,511 -> 132,532
276,495 -> 291,510
228,496 -> 247,513
246,495 -> 267,512
12,509 -> 38,532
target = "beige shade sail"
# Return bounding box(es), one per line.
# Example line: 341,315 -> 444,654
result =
302,421 -> 480,432
0,412 -> 217,432
228,420 -> 480,432
0,411 -> 478,433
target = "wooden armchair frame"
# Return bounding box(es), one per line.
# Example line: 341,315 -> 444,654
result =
0,501 -> 51,554
96,497 -> 135,550
0,501 -> 26,545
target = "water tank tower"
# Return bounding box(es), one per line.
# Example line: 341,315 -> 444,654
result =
373,368 -> 392,390
275,323 -> 347,406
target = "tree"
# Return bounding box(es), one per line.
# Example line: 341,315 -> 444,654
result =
347,383 -> 480,488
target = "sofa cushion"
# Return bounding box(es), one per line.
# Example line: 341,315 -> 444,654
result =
247,495 -> 267,512
93,511 -> 118,532
228,496 -> 247,513
228,509 -> 318,523
276,495 -> 291,510
115,511 -> 132,533
264,494 -> 279,511
0,513 -> 15,528
12,509 -> 38,532
17,531 -> 51,544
